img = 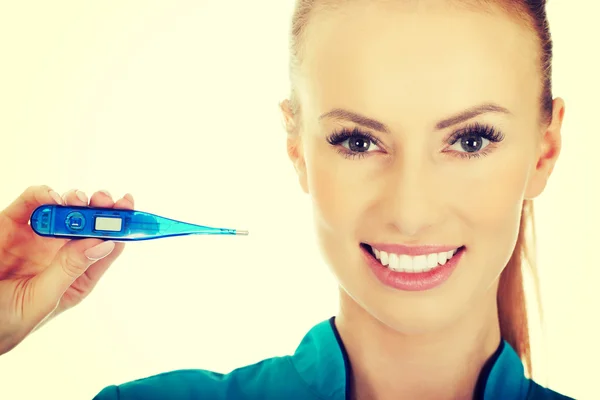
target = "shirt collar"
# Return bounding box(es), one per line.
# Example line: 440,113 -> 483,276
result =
290,318 -> 347,399
290,317 -> 531,400
480,338 -> 531,399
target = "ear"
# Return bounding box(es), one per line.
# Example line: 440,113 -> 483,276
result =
280,99 -> 309,194
525,98 -> 565,199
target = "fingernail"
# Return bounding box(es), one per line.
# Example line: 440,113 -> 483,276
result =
49,190 -> 63,205
85,241 -> 115,260
76,190 -> 88,203
124,193 -> 134,202
62,189 -> 75,203
100,190 -> 112,198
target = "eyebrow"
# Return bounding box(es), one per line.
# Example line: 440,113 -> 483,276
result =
319,103 -> 511,132
319,108 -> 390,132
435,103 -> 511,130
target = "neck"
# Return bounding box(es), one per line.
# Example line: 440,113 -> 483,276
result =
335,288 -> 501,400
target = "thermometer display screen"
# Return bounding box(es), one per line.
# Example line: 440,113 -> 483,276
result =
95,216 -> 123,232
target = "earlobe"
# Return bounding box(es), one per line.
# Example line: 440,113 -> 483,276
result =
287,136 -> 309,194
280,99 -> 309,194
525,98 -> 565,199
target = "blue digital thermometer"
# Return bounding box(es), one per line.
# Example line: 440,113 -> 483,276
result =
30,205 -> 248,241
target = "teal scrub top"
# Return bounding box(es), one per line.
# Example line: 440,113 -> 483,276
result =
93,317 -> 573,399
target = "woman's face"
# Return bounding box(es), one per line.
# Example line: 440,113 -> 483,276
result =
284,1 -> 563,333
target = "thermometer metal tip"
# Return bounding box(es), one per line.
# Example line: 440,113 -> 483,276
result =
236,230 -> 249,236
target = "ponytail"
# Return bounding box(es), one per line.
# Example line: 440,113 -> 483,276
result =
497,199 -> 540,378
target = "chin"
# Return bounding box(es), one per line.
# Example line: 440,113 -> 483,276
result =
349,284 -> 472,335
334,253 -> 495,336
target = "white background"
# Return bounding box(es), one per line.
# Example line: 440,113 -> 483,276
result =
0,1 -> 598,399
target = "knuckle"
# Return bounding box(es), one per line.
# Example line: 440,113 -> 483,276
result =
21,185 -> 50,205
28,185 -> 50,195
61,253 -> 86,279
22,185 -> 36,198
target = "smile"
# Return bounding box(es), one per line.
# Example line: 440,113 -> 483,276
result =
370,245 -> 460,273
361,243 -> 466,291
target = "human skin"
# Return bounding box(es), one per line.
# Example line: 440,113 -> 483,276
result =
281,1 -> 565,399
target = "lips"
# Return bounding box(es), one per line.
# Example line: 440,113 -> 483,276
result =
361,243 -> 466,291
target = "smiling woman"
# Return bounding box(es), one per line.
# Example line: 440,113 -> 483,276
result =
0,0 -> 577,399
281,0 -> 567,398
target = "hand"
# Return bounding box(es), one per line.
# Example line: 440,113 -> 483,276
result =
0,185 -> 134,355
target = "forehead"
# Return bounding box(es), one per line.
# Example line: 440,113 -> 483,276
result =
299,1 -> 540,126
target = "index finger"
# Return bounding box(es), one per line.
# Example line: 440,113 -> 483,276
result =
3,185 -> 63,224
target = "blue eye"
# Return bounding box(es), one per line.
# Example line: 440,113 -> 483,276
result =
342,135 -> 381,153
326,127 -> 382,159
447,123 -> 505,158
452,134 -> 489,153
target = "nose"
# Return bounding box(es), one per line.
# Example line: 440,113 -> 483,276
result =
379,159 -> 443,238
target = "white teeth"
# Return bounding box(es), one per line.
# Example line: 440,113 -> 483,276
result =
388,253 -> 400,271
380,251 -> 389,266
438,251 -> 448,265
399,254 -> 411,271
373,247 -> 460,273
426,253 -> 438,269
413,255 -> 427,270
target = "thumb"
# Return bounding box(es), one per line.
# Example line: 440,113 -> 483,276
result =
35,240 -> 116,305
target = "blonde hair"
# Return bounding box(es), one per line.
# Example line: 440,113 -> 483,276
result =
286,0 -> 553,378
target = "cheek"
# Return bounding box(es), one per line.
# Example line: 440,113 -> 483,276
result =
460,169 -> 524,225
449,147 -> 534,274
305,143 -> 360,234
460,155 -> 530,225
302,136 -> 382,257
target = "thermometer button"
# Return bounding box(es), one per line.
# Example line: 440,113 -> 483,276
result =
65,211 -> 86,231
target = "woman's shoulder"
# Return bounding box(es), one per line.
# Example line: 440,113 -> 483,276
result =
93,355 -> 309,400
92,318 -> 346,400
526,380 -> 575,400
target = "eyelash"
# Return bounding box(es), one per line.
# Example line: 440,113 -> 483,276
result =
326,127 -> 382,160
325,123 -> 505,160
447,122 -> 505,159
